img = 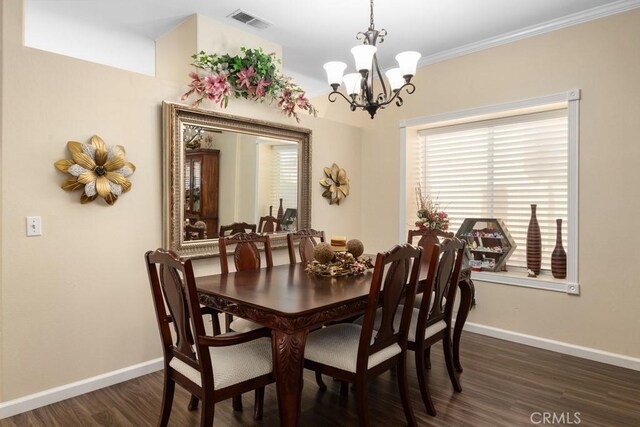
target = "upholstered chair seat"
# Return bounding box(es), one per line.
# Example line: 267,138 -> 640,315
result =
229,318 -> 264,334
169,336 -> 272,389
354,306 -> 447,344
305,324 -> 402,373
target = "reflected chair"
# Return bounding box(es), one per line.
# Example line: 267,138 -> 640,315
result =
219,222 -> 257,237
184,223 -> 205,241
218,232 -> 272,334
286,229 -> 326,265
144,249 -> 274,426
304,244 -> 422,427
258,215 -> 281,233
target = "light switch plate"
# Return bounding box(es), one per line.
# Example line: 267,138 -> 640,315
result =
26,216 -> 42,236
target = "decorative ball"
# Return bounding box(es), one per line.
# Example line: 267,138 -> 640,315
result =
346,239 -> 364,258
314,242 -> 335,264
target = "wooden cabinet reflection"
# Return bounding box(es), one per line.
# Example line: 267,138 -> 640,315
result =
185,148 -> 219,239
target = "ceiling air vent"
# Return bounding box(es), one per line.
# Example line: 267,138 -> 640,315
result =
227,9 -> 271,30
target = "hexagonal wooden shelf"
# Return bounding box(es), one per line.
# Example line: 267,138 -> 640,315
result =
455,218 -> 516,272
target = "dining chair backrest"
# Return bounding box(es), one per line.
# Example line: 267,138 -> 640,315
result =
219,232 -> 273,274
408,228 -> 454,281
145,249 -> 213,387
258,215 -> 281,233
219,222 -> 257,237
287,229 -> 326,265
356,243 -> 422,372
416,238 -> 466,336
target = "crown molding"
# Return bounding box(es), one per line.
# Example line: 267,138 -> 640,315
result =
418,0 -> 640,67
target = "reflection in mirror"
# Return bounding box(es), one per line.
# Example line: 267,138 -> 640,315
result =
163,102 -> 312,259
182,128 -> 299,240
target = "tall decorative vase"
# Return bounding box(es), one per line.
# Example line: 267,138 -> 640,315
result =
277,198 -> 284,219
551,218 -> 567,279
526,204 -> 542,275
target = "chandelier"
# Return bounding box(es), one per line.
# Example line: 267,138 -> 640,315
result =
323,0 -> 421,119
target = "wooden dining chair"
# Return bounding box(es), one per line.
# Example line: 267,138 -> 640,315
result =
218,232 -> 273,334
219,222 -> 257,237
144,249 -> 274,426
286,229 -> 326,265
353,237 -> 465,416
258,215 -> 281,233
304,244 -> 422,427
410,237 -> 465,415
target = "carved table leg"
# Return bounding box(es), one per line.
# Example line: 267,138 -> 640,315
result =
454,278 -> 474,372
273,328 -> 309,427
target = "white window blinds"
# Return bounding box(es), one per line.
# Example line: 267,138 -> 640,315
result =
270,144 -> 298,213
416,109 -> 568,272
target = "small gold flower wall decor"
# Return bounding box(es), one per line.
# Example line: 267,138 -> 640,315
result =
320,163 -> 350,205
54,135 -> 136,205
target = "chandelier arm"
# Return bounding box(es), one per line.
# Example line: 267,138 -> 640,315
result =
327,90 -> 375,111
328,90 -> 358,105
376,82 -> 416,108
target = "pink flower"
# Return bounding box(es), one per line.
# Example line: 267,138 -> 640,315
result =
296,93 -> 309,109
255,77 -> 271,98
203,72 -> 231,107
236,65 -> 256,90
182,72 -> 206,102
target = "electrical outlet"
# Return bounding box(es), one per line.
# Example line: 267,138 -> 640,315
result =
26,216 -> 42,236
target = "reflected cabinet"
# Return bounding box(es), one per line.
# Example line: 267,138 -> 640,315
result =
185,148 -> 219,238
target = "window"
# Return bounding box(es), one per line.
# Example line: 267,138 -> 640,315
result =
402,90 -> 580,293
270,144 -> 298,213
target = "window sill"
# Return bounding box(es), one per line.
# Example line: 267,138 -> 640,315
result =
470,270 -> 580,295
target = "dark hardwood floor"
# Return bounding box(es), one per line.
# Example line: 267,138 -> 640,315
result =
2,332 -> 639,426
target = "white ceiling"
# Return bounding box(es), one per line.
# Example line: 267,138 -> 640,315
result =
26,0 -> 638,96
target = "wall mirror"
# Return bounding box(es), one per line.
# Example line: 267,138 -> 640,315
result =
162,102 -> 312,259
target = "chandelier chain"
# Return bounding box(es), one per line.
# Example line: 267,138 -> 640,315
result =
369,0 -> 375,30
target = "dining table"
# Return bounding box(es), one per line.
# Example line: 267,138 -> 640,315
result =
196,261 -> 474,427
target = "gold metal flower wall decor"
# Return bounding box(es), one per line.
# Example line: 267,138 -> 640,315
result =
54,135 -> 136,205
320,163 -> 350,205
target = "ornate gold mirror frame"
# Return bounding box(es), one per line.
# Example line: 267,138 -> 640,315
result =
162,102 -> 312,259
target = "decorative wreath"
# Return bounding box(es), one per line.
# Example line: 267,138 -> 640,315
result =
54,135 -> 136,205
320,163 -> 350,205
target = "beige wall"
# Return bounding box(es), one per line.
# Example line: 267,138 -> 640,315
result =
333,10 -> 640,357
0,0 -> 5,404
156,14 -> 283,86
0,0 -> 362,401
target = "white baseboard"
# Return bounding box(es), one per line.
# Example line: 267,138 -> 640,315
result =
463,322 -> 640,371
0,357 -> 163,420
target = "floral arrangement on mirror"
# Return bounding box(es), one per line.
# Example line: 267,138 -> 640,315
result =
415,184 -> 449,231
182,47 -> 317,123
306,240 -> 373,277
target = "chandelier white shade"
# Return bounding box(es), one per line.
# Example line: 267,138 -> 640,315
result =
323,61 -> 348,85
350,45 -> 378,71
384,68 -> 405,91
396,51 -> 421,77
322,0 -> 421,118
343,73 -> 362,95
